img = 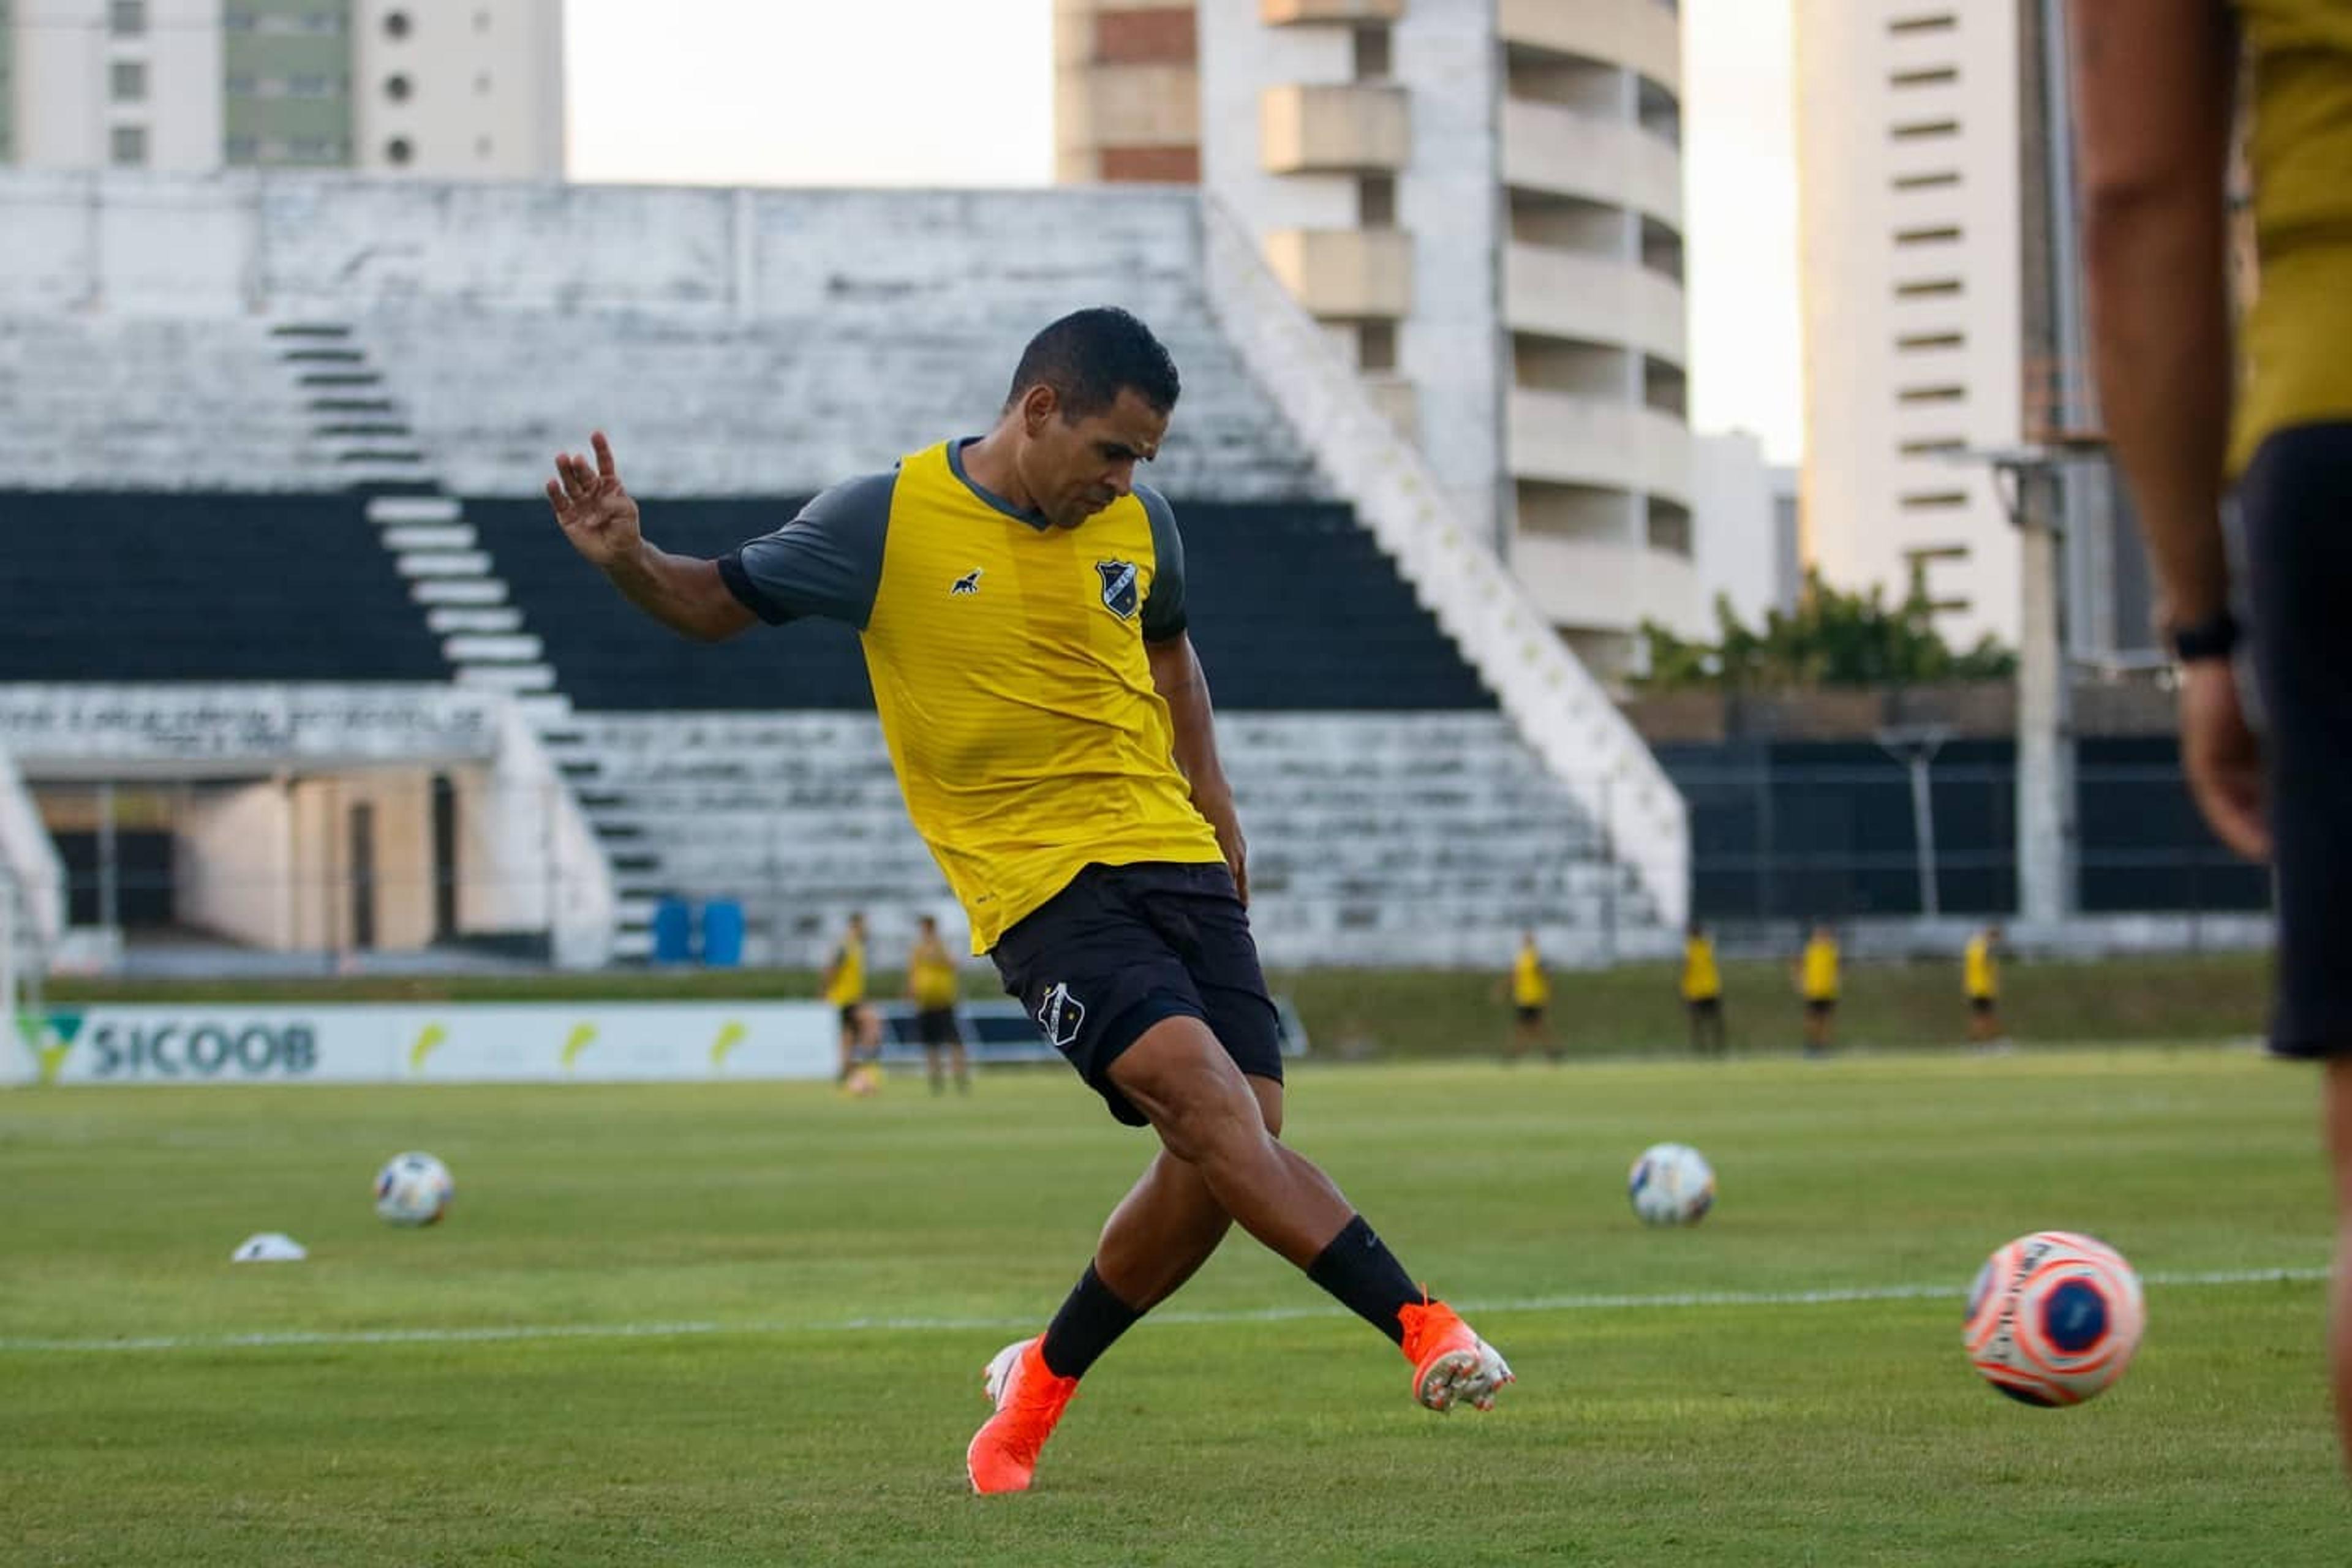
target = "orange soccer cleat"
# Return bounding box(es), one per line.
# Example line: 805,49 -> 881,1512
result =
1398,1300 -> 1515,1413
965,1337 -> 1080,1495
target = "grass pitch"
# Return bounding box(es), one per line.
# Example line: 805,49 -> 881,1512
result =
5,1046 -> 2346,1564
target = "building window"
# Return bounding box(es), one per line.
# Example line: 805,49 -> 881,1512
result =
1890,119 -> 1959,141
1888,12 -> 1956,33
1358,319 -> 1397,374
1895,278 -> 1964,299
1647,500 -> 1694,557
1899,491 -> 1970,510
385,136 -> 414,165
110,59 -> 147,103
1892,170 -> 1961,190
110,124 -> 148,166
1890,67 -> 1959,88
1896,332 -> 1965,351
1352,24 -> 1390,81
108,0 -> 145,37
385,74 -> 412,102
1359,174 -> 1395,229
384,9 -> 411,39
1898,385 -> 1967,405
1898,437 -> 1966,456
1894,225 -> 1962,246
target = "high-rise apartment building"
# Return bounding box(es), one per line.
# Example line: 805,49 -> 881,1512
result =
2,0 -> 563,179
1057,0 -> 1702,674
1796,0 -> 2149,660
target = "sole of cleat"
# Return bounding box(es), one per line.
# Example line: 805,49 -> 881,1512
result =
1417,1347 -> 1513,1414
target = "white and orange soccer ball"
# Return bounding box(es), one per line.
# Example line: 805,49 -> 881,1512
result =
1964,1230 -> 2144,1406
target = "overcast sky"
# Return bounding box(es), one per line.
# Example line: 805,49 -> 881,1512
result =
565,0 -> 1802,464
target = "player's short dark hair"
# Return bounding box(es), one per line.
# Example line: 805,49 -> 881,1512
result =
1007,307 -> 1181,421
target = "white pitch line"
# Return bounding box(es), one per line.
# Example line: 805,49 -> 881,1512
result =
0,1266 -> 2328,1357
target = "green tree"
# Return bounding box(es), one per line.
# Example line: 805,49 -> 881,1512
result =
1634,571 -> 2017,692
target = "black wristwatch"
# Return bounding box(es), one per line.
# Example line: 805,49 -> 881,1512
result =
2167,609 -> 2240,664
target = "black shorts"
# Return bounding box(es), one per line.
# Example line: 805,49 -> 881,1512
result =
915,1006 -> 961,1049
1514,1005 -> 1545,1026
2245,421 -> 2352,1057
990,861 -> 1283,1126
1687,997 -> 1722,1018
1969,996 -> 1997,1017
1805,998 -> 1836,1019
837,1003 -> 863,1035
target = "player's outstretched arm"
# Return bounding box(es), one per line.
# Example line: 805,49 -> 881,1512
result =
546,431 -> 755,643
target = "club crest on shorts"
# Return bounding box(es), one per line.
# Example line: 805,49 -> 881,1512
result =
1036,982 -> 1085,1050
1095,559 -> 1139,620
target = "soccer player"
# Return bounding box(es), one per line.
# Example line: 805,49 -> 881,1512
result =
545,307 -> 1511,1495
821,911 -> 878,1088
1964,924 -> 2005,1049
908,913 -> 970,1095
2070,0 -> 2352,1471
1682,919 -> 1725,1057
1796,923 -> 1839,1057
1506,929 -> 1554,1062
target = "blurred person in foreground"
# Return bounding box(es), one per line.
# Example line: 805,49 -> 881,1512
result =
546,307 -> 1509,1496
2070,0 -> 2352,1469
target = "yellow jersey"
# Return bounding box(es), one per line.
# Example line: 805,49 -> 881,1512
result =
1681,936 -> 1721,1003
721,439 -> 1223,952
1800,938 -> 1839,1003
2231,1 -> 2352,473
823,933 -> 865,1007
1511,944 -> 1549,1008
1964,935 -> 1997,1001
909,937 -> 960,1011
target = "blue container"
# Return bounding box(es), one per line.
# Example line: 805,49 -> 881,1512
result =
700,899 -> 745,968
650,897 -> 693,965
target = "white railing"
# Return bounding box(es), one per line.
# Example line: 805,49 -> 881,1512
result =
0,739 -> 63,950
1199,197 -> 1689,929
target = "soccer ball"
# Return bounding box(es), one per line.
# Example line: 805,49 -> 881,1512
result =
374,1151 -> 454,1227
1964,1230 -> 2144,1406
1628,1142 -> 1715,1226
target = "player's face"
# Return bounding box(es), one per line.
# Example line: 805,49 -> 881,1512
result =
1029,386 -> 1168,529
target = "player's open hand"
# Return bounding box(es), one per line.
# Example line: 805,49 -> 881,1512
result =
546,431 -> 641,570
2179,658 -> 2269,861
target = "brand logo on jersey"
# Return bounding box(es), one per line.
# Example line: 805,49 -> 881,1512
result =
1096,559 -> 1139,620
1035,982 -> 1085,1050
951,568 -> 982,596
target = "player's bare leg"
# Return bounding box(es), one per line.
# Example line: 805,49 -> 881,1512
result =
2326,1057 -> 2352,1476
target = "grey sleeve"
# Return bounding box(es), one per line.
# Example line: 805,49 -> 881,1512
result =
1137,483 -> 1188,643
716,470 -> 894,629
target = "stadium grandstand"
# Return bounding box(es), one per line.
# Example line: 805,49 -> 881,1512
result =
0,170 -> 1684,971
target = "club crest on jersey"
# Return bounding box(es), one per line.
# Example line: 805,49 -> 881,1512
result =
1036,982 -> 1085,1050
1096,559 -> 1140,620
952,568 -> 982,596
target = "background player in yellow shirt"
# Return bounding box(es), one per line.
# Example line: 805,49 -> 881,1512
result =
1795,924 -> 1840,1057
546,307 -> 1510,1496
2071,0 -> 2352,1468
907,913 -> 970,1096
1964,925 -> 2005,1048
1682,920 -> 1725,1057
1505,930 -> 1555,1063
822,911 -> 881,1090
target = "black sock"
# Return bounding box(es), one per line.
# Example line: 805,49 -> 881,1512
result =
1038,1264 -> 1143,1381
1306,1215 -> 1421,1345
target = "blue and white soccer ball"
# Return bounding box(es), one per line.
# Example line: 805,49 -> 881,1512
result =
374,1151 -> 454,1227
1628,1142 -> 1716,1226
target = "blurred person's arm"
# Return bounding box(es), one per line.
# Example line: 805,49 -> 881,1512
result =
2070,0 -> 2268,859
